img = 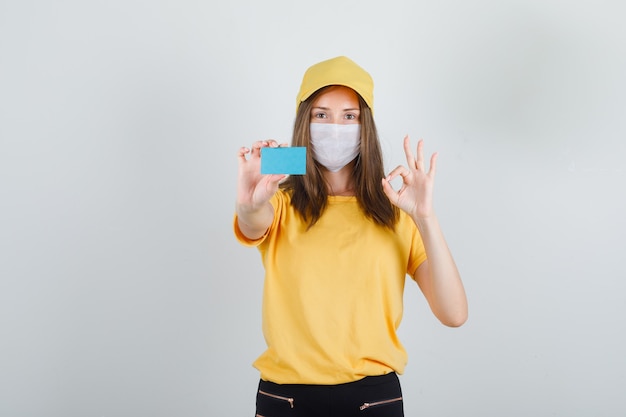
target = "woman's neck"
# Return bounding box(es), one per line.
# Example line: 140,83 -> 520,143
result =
322,162 -> 356,196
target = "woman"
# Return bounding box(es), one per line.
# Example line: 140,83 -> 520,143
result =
235,56 -> 467,417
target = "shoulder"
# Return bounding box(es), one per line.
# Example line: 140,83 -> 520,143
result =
396,209 -> 417,229
271,188 -> 291,209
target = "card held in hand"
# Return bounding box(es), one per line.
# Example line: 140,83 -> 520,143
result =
260,147 -> 307,175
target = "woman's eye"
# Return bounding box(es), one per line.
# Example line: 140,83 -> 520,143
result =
314,113 -> 327,119
345,114 -> 357,120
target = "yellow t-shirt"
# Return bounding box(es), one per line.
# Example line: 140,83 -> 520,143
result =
234,189 -> 427,385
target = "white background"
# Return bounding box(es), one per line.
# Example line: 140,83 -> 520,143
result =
1,0 -> 625,416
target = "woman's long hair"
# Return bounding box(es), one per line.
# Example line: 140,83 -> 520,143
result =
280,86 -> 399,230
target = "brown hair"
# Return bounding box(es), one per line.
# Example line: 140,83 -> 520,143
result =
280,87 -> 399,230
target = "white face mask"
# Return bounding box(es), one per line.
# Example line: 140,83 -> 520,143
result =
310,124 -> 361,172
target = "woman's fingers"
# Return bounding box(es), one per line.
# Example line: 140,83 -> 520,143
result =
403,135 -> 429,172
428,152 -> 438,177
415,139 -> 425,171
403,136 -> 438,176
403,135 -> 416,169
244,139 -> 281,159
381,176 -> 399,204
238,146 -> 250,161
386,165 -> 410,182
250,141 -> 265,157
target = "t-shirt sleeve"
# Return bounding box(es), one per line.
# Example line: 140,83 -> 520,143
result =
232,213 -> 271,247
407,223 -> 428,279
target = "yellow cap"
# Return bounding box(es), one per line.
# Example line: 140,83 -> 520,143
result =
296,56 -> 374,113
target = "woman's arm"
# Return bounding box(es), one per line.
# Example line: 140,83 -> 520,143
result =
382,136 -> 468,327
412,215 -> 467,327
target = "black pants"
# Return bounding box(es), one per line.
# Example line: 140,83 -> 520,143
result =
255,372 -> 404,417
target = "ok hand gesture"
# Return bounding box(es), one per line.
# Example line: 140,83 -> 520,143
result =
382,136 -> 437,220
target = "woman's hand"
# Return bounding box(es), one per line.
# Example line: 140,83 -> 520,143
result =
235,140 -> 287,240
382,136 -> 437,219
236,140 -> 286,212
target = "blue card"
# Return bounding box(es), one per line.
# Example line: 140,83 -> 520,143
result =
261,147 -> 307,175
